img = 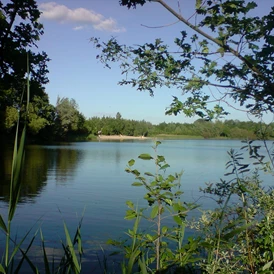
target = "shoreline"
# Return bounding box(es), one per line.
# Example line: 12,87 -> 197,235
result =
97,135 -> 149,140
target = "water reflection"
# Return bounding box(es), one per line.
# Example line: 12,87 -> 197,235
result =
47,147 -> 84,184
0,143 -> 13,199
0,145 -> 83,202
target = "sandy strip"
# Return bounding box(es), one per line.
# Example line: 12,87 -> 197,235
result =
98,135 -> 149,140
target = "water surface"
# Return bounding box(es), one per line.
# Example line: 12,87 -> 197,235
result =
0,139 -> 272,272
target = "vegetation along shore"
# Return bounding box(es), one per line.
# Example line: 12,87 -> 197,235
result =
1,0 -> 274,273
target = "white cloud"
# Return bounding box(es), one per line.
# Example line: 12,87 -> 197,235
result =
39,2 -> 126,33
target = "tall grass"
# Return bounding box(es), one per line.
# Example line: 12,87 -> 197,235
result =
0,54 -> 83,274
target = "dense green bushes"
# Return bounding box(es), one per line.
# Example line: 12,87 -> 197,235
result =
108,140 -> 274,273
85,116 -> 274,140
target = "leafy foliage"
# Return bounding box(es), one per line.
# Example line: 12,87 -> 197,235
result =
85,115 -> 274,140
109,141 -> 200,273
55,97 -> 86,138
92,0 -> 274,119
0,0 -> 52,137
108,139 -> 274,273
196,140 -> 274,273
0,56 -> 84,274
0,0 -> 49,86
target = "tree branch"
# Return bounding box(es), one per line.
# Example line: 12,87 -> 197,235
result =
154,0 -> 271,85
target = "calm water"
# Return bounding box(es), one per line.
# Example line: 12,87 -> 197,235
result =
0,139 -> 273,272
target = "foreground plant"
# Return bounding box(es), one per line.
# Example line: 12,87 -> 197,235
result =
108,141 -> 200,273
92,1 -> 274,121
197,140 -> 274,273
0,56 -> 83,274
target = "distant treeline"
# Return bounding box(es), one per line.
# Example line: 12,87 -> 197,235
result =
85,114 -> 274,140
1,94 -> 273,142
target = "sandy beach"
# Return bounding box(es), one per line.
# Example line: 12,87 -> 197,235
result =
97,135 -> 149,140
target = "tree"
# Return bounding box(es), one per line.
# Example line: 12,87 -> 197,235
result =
92,1 -> 274,120
55,97 -> 86,139
116,112 -> 122,120
0,0 -> 50,133
0,0 -> 49,86
27,94 -> 55,135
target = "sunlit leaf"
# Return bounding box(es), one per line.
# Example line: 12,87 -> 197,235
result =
160,164 -> 170,170
262,260 -> 273,271
128,159 -> 135,166
138,153 -> 153,160
126,200 -> 134,209
196,0 -> 202,8
125,214 -> 136,220
132,169 -> 141,176
162,226 -> 168,234
132,182 -> 143,186
146,234 -> 153,241
157,155 -> 165,163
164,199 -> 172,205
144,172 -> 154,176
150,205 -> 158,219
155,141 -> 161,147
173,216 -> 183,225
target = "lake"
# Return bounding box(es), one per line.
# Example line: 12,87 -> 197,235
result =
0,139 -> 272,272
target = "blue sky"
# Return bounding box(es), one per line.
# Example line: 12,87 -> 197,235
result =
35,0 -> 273,124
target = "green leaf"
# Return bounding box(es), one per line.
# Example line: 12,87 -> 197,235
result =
173,203 -> 180,212
138,153 -> 153,160
175,191 -> 183,196
173,216 -> 183,225
9,125 -> 26,221
164,198 -> 172,205
125,214 -> 136,220
15,230 -> 39,273
157,155 -> 165,163
167,174 -> 176,182
126,200 -> 134,209
222,221 -> 255,240
0,215 -> 7,233
63,222 -> 81,274
0,264 -> 5,273
132,169 -> 140,176
160,164 -> 170,170
9,225 -> 38,268
18,248 -> 39,274
146,234 -> 153,241
128,159 -> 135,166
138,257 -> 149,274
217,47 -> 225,57
150,205 -> 159,219
162,226 -> 168,234
262,260 -> 273,271
144,172 -> 154,176
40,230 -> 51,274
155,141 -> 161,147
132,182 -> 143,187
196,0 -> 202,8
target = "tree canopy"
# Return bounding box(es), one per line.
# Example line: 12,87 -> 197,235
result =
0,0 -> 51,134
0,0 -> 49,88
92,0 -> 274,120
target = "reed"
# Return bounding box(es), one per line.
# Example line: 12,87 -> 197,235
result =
0,54 -> 83,274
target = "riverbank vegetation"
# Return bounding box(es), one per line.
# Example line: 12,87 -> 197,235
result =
106,139 -> 274,273
2,109 -> 274,142
1,1 -> 273,143
1,0 -> 274,273
92,0 -> 274,273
